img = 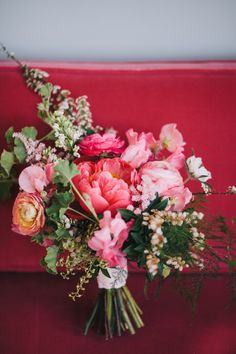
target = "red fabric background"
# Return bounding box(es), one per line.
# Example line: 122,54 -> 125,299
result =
0,61 -> 236,354
0,61 -> 235,271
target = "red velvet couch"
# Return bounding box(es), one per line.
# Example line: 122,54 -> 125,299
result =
0,61 -> 236,354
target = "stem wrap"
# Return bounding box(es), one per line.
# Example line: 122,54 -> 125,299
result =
97,266 -> 128,289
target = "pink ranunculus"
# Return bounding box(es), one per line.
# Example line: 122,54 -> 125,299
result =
12,192 -> 45,236
42,238 -> 54,247
166,147 -> 185,170
72,159 -> 131,215
19,165 -> 49,193
140,161 -> 183,195
159,123 -> 185,153
79,133 -> 125,157
162,186 -> 192,212
121,129 -> 157,168
88,211 -> 129,268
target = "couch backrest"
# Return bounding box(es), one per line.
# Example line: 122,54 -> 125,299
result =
0,61 -> 235,271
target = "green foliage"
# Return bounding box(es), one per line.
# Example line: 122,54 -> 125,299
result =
146,194 -> 168,213
31,233 -> 44,244
5,127 -> 14,144
0,178 -> 13,200
14,138 -> 26,163
118,209 -> 136,221
43,245 -> 59,274
46,190 -> 74,222
39,83 -> 52,98
21,126 -> 38,139
0,150 -> 15,175
53,160 -> 80,186
162,223 -> 192,260
100,268 -> 111,278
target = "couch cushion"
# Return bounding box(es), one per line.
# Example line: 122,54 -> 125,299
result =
0,61 -> 235,271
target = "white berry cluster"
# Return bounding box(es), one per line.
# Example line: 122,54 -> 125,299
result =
13,132 -> 46,163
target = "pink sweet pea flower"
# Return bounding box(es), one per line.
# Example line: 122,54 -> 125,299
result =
159,123 -> 185,153
79,133 -> 125,157
121,129 -> 157,168
88,211 -> 129,268
19,165 -> 49,193
166,147 -> 185,170
162,186 -> 192,211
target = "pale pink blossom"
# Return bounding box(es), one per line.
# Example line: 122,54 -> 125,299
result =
140,161 -> 183,195
162,186 -> 192,211
159,124 -> 185,153
166,147 -> 185,170
121,129 -> 157,168
19,166 -> 49,193
79,133 -> 124,157
88,211 -> 129,268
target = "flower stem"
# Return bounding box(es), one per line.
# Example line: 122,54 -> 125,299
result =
67,207 -> 96,223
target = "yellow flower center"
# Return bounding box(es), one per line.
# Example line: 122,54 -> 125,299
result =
19,202 -> 37,225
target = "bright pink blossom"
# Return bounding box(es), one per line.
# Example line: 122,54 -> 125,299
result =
72,158 -> 132,215
19,165 -> 49,193
121,129 -> 157,168
166,147 -> 185,170
79,133 -> 125,157
159,123 -> 185,153
88,211 -> 129,268
45,163 -> 55,183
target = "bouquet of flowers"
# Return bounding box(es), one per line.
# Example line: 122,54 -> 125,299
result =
1,45 -> 235,339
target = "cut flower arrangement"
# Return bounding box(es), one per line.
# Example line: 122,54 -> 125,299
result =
0,46 -> 236,339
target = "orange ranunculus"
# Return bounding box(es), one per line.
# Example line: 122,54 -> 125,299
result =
12,192 -> 45,236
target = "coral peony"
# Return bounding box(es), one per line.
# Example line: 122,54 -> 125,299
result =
79,133 -> 124,157
72,158 -> 132,215
12,192 -> 45,236
88,211 -> 128,268
19,165 -> 49,193
159,123 -> 185,153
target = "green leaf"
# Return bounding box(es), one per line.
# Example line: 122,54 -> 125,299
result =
100,268 -> 111,278
44,245 -> 59,274
14,138 -> 26,163
146,194 -> 168,212
31,233 -> 44,244
46,190 -> 74,220
39,83 -> 52,97
0,150 -> 15,175
21,127 -> 38,139
55,228 -> 70,240
118,208 -> 136,221
5,127 -> 14,144
53,160 -> 80,186
0,179 -> 12,200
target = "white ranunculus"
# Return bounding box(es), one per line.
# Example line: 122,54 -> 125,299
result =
186,156 -> 211,182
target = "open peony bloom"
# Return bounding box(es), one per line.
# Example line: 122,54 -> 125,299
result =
19,165 -> 49,193
121,129 -> 157,168
186,155 -> 212,182
88,211 -> 129,268
72,158 -> 134,215
140,161 -> 184,195
12,192 -> 45,236
159,123 -> 185,153
79,133 -> 125,157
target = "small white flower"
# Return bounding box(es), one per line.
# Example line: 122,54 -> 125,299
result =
186,155 -> 212,182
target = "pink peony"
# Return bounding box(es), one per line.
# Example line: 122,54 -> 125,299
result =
19,165 -> 49,193
159,123 -> 185,153
12,192 -> 45,236
72,158 -> 132,215
79,133 -> 125,157
140,161 -> 183,195
121,129 -> 157,168
162,186 -> 192,211
88,211 -> 129,268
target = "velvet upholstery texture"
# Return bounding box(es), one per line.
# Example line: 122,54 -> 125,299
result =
0,62 -> 236,353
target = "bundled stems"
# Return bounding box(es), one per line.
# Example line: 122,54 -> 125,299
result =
84,286 -> 144,339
